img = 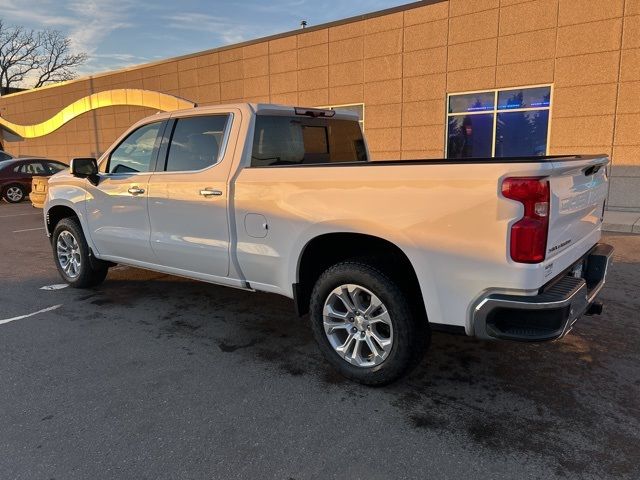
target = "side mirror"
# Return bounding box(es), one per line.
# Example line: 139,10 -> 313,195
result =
70,157 -> 99,185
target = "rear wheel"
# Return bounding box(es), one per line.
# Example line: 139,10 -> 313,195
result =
3,184 -> 25,203
52,218 -> 109,288
309,260 -> 428,386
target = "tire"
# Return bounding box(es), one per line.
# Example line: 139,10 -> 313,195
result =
309,260 -> 428,386
52,218 -> 109,288
3,184 -> 25,203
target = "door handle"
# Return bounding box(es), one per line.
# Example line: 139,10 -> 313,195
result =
200,188 -> 223,197
128,186 -> 145,195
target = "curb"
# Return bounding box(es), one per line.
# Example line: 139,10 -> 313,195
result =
603,211 -> 640,234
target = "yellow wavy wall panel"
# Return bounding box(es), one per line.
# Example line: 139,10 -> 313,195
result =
0,89 -> 195,139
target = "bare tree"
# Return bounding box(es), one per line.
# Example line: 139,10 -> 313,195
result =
0,20 -> 87,95
33,30 -> 88,88
0,20 -> 41,94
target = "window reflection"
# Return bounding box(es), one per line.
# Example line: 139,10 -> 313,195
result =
448,92 -> 495,114
325,103 -> 365,131
496,110 -> 549,158
447,114 -> 493,158
109,122 -> 162,173
497,87 -> 551,110
446,86 -> 552,159
251,116 -> 367,166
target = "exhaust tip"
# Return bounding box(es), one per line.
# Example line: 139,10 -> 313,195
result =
585,301 -> 604,316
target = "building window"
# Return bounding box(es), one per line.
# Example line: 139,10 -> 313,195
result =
446,86 -> 551,159
320,103 -> 365,131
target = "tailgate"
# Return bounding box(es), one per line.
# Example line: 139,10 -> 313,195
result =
547,155 -> 609,261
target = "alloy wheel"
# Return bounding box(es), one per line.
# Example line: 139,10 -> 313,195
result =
6,186 -> 23,202
323,284 -> 394,368
56,231 -> 81,279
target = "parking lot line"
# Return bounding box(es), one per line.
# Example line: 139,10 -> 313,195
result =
12,227 -> 46,233
40,284 -> 68,290
0,304 -> 62,326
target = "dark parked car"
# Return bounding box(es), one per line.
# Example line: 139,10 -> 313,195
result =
0,157 -> 67,203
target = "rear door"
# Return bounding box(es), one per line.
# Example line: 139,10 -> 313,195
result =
547,155 -> 609,260
16,161 -> 47,190
8,162 -> 32,188
146,111 -> 236,277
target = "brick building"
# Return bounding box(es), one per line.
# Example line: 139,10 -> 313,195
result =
0,0 -> 638,210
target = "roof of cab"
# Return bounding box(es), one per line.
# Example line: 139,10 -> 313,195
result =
252,103 -> 359,121
153,103 -> 360,122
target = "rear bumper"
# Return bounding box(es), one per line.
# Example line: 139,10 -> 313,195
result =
473,243 -> 614,342
30,191 -> 46,208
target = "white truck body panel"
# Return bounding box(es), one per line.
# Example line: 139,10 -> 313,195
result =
233,159 -> 605,332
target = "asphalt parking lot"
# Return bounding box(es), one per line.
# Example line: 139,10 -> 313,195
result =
1,201 -> 639,480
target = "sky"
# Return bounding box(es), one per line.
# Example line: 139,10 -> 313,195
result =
0,0 -> 411,78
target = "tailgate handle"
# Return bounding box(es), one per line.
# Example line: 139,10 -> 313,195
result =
583,165 -> 601,176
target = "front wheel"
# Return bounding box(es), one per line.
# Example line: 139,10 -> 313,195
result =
52,218 -> 109,288
309,261 -> 428,386
3,184 -> 25,203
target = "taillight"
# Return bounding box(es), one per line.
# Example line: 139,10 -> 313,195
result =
502,177 -> 550,264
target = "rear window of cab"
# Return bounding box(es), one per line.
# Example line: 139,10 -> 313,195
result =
250,115 -> 367,167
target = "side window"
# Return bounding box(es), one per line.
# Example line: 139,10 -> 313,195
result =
164,115 -> 229,172
108,122 -> 162,174
25,162 -> 46,175
46,162 -> 67,174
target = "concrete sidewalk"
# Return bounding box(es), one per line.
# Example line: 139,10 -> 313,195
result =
603,210 -> 640,234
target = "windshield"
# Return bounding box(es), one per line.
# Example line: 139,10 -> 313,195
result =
0,159 -> 15,171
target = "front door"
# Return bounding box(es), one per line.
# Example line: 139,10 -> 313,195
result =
86,121 -> 164,263
147,113 -> 233,277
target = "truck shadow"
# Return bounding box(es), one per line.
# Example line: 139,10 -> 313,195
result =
72,233 -> 638,479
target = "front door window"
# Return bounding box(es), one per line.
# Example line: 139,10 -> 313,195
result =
107,122 -> 163,174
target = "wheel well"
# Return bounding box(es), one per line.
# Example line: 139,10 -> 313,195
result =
46,205 -> 78,236
295,233 -> 427,321
2,182 -> 25,193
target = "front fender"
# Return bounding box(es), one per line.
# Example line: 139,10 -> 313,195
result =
45,180 -> 96,253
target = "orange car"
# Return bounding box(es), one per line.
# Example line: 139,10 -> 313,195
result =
30,176 -> 50,208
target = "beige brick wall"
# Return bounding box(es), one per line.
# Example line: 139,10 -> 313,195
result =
610,3 -> 640,210
0,0 -> 638,210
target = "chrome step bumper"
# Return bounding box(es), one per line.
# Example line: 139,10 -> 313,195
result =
473,243 -> 614,342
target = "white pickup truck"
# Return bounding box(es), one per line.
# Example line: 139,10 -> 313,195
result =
44,103 -> 613,385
